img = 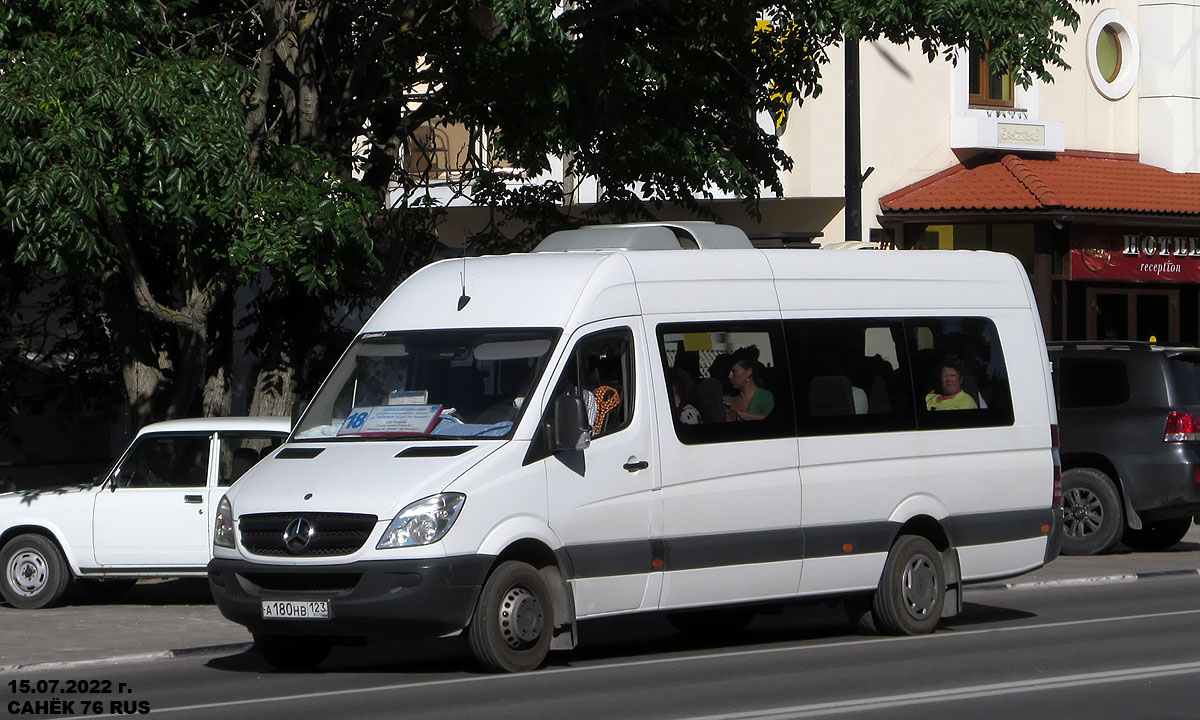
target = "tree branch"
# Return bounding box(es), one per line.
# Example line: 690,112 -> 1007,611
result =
97,202 -> 207,336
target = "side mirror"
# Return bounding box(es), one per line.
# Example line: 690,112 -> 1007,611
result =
552,395 -> 591,453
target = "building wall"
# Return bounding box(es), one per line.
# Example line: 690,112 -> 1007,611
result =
777,0 -> 1154,243
1140,0 -> 1200,172
778,41 -> 962,245
1043,3 -> 1141,154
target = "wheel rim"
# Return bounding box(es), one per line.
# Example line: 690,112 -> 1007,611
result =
498,584 -> 544,650
7,549 -> 49,598
901,554 -> 939,620
1063,487 -> 1103,539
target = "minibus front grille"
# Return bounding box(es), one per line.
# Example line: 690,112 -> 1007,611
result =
239,512 -> 378,557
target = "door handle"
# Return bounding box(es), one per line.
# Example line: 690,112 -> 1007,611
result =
623,460 -> 649,472
184,495 -> 203,504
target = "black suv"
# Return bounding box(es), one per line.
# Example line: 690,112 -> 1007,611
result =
1048,341 -> 1200,555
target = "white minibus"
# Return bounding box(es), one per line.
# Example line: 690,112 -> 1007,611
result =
209,222 -> 1062,672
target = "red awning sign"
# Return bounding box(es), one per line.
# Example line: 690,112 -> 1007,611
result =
1071,228 -> 1200,283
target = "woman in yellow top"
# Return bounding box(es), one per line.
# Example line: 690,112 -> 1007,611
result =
925,356 -> 978,411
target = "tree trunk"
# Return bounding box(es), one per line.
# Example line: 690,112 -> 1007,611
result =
202,292 -> 233,417
249,361 -> 296,418
101,270 -> 167,431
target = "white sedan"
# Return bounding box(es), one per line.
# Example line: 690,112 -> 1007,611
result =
0,416 -> 289,608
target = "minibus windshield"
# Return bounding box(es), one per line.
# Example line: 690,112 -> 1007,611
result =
293,329 -> 558,441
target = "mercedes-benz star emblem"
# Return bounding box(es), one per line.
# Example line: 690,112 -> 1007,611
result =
282,517 -> 315,554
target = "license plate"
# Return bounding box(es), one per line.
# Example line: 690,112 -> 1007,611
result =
261,600 -> 329,620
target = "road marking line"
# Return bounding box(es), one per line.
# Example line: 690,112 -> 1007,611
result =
54,607 -> 1200,718
682,661 -> 1200,719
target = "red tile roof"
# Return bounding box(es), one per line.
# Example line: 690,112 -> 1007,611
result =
880,151 -> 1200,216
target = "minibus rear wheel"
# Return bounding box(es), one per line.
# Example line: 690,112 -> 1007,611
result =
468,561 -> 553,673
871,534 -> 945,635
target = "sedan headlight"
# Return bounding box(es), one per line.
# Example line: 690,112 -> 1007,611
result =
214,495 -> 236,549
377,493 -> 466,549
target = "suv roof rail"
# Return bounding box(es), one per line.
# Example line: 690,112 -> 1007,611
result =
1046,340 -> 1153,351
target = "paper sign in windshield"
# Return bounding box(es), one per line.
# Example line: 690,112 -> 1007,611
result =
338,405 -> 443,436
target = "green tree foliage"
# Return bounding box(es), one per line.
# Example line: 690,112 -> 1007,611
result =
0,0 -> 1086,428
0,0 -> 381,424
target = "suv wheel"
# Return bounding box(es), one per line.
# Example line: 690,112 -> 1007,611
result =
1122,517 -> 1193,552
1061,468 -> 1124,555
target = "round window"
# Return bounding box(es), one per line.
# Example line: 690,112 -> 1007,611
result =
1096,24 -> 1122,83
1086,10 -> 1138,101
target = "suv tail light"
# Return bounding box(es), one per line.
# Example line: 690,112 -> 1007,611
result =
1050,424 -> 1062,509
1163,411 -> 1200,442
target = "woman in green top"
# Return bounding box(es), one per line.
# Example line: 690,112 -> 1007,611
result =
725,345 -> 775,421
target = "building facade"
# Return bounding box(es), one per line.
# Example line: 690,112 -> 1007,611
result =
390,2 -> 1199,342
777,0 -> 1200,344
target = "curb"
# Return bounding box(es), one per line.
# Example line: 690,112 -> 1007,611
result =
0,642 -> 252,675
971,568 -> 1200,592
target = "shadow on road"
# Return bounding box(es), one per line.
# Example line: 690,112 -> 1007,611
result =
63,578 -> 214,607
1109,540 -> 1199,555
940,601 -> 1037,630
201,600 -> 897,676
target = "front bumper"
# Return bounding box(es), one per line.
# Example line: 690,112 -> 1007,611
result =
207,555 -> 493,638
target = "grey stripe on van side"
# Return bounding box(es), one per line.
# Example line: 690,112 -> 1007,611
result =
944,508 -> 1053,547
560,508 -> 1054,580
664,527 -> 804,571
803,522 -> 896,558
564,539 -> 654,579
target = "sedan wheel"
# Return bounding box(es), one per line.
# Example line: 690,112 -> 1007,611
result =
0,534 -> 71,609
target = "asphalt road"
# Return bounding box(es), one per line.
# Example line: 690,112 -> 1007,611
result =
4,573 -> 1200,719
3,526 -> 1200,718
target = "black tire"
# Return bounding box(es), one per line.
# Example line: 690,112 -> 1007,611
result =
467,561 -> 553,673
1061,467 -> 1124,555
77,578 -> 137,601
0,534 -> 71,609
253,634 -> 332,671
666,606 -> 755,639
1122,517 -> 1193,552
871,535 -> 945,636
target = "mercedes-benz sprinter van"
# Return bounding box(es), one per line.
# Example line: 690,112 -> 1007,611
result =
209,222 -> 1061,672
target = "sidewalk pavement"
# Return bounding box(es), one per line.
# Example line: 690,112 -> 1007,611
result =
2,526 -> 1199,673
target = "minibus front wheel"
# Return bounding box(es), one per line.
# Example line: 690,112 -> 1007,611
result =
871,534 -> 945,635
468,560 -> 553,673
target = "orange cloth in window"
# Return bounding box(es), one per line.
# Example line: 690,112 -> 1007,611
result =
592,385 -> 621,434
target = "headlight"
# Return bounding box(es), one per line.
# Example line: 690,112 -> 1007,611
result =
377,493 -> 466,549
214,495 -> 236,549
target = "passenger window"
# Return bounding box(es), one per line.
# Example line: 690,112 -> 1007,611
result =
907,317 -> 1014,429
218,433 -> 284,487
550,328 -> 635,439
114,434 -> 211,488
1057,358 -> 1129,408
786,319 -> 916,436
657,321 -> 794,444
